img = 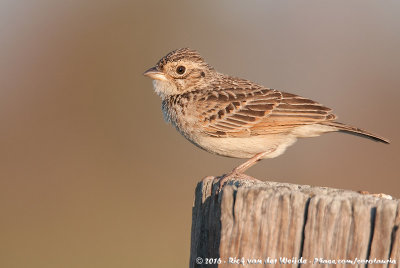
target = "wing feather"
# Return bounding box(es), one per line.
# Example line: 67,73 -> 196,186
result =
195,86 -> 336,137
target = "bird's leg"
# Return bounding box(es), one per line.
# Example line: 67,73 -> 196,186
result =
232,151 -> 272,174
218,148 -> 276,191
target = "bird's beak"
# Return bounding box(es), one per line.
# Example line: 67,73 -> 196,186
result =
143,66 -> 167,81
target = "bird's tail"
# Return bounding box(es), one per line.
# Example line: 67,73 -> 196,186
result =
320,121 -> 389,144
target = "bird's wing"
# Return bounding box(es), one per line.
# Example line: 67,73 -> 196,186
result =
197,87 -> 336,137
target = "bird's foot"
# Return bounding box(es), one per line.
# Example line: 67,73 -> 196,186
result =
217,171 -> 259,192
216,150 -> 275,193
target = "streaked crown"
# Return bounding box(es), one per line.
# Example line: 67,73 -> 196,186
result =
156,48 -> 206,70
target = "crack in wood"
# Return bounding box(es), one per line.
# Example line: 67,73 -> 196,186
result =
366,207 -> 377,268
298,197 -> 311,268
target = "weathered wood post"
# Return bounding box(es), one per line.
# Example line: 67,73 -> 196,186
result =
190,176 -> 399,268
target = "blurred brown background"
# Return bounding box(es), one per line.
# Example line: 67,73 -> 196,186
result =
0,0 -> 399,267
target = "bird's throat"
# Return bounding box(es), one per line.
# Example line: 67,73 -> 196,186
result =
152,80 -> 180,99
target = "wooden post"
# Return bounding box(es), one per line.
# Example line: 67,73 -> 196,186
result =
190,176 -> 400,268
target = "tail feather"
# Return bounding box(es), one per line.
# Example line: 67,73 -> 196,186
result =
320,121 -> 390,144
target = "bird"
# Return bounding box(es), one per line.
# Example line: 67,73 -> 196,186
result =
143,48 -> 389,187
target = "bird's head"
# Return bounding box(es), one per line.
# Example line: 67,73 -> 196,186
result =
143,48 -> 216,99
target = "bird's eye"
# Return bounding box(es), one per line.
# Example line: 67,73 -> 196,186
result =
176,66 -> 186,75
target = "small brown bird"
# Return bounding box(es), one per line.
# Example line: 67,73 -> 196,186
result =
144,48 -> 389,185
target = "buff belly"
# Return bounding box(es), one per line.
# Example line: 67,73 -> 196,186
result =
192,124 -> 337,159
194,134 -> 297,159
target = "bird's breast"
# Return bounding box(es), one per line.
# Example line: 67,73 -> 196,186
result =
162,99 -> 198,138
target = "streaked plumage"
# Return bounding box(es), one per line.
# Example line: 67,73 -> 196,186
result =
144,48 -> 388,171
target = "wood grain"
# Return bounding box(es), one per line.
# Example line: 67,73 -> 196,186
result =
190,177 -> 399,268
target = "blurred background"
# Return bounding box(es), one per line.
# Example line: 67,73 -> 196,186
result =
0,0 -> 399,267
